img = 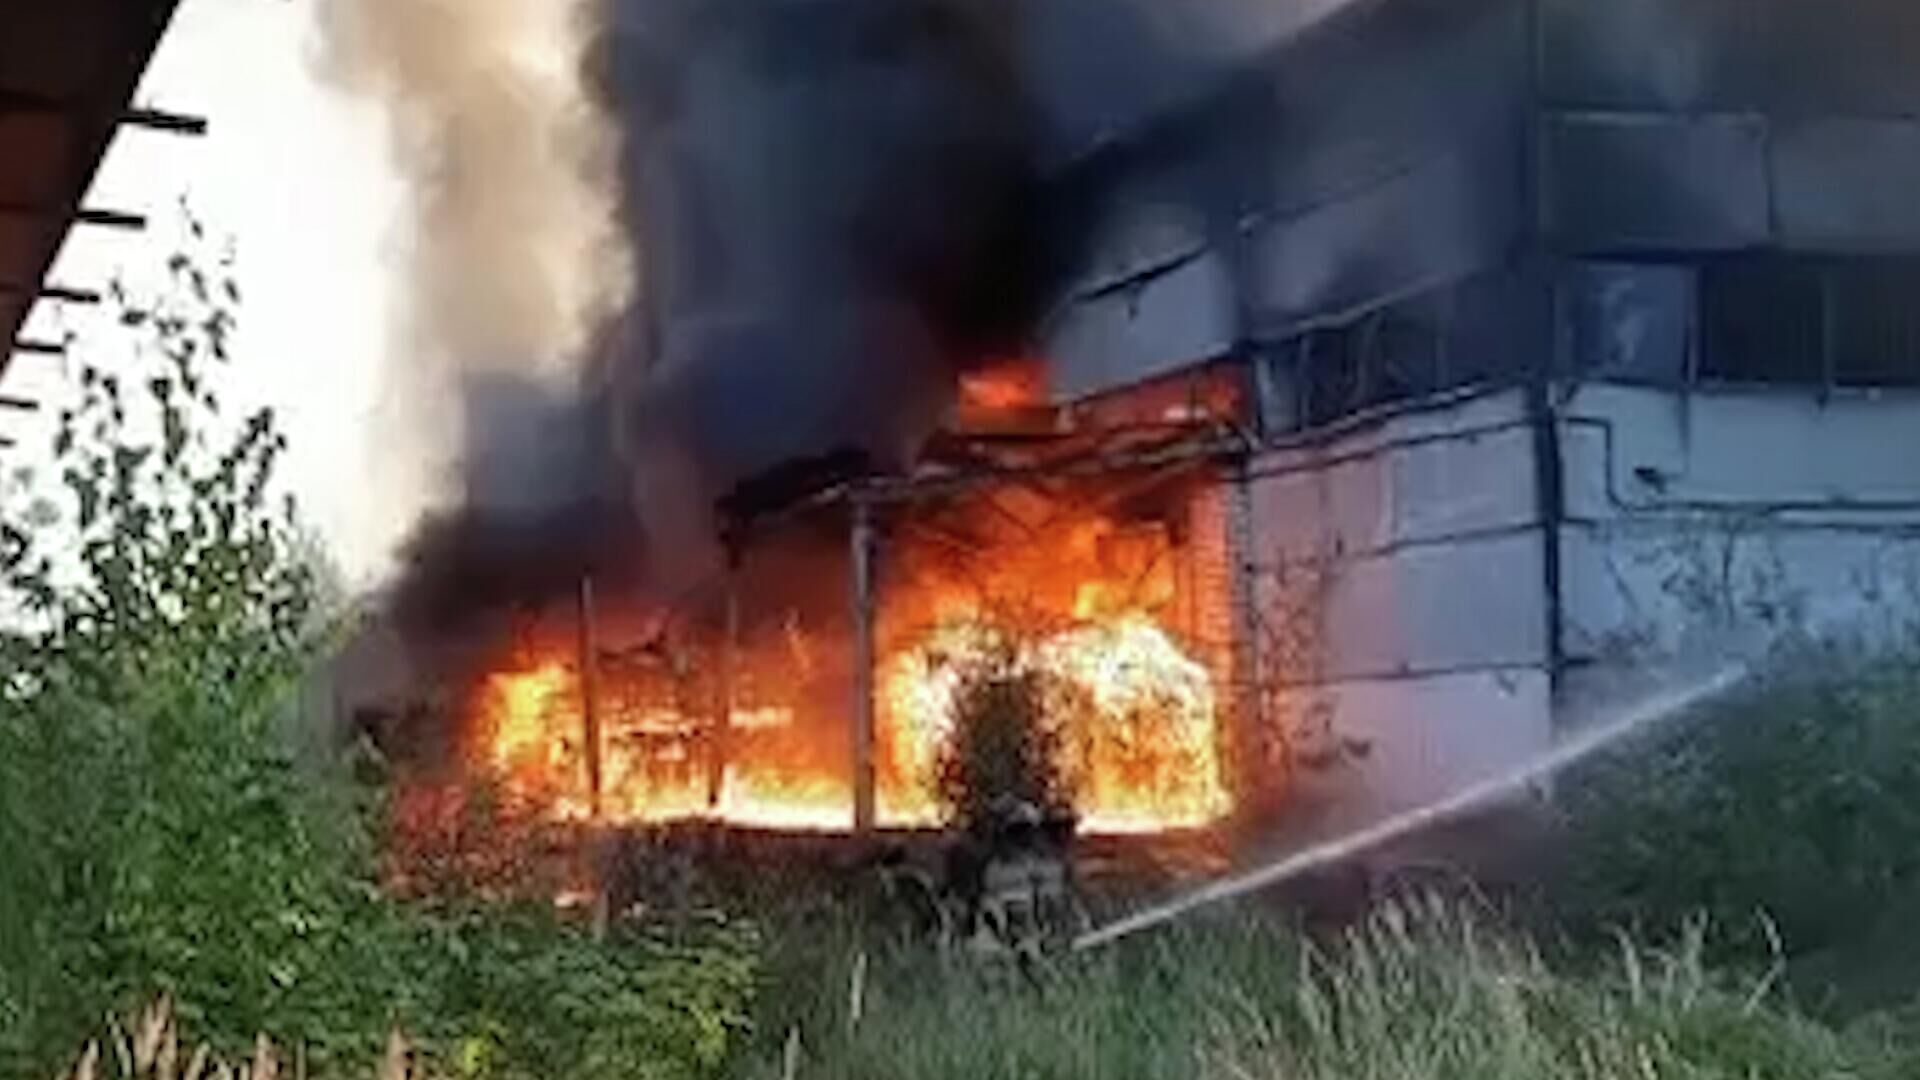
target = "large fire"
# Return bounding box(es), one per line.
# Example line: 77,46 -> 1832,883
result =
470,562 -> 1231,834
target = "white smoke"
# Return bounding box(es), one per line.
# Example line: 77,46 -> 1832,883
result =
313,0 -> 630,484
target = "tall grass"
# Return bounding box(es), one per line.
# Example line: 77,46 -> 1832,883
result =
744,899 -> 1891,1080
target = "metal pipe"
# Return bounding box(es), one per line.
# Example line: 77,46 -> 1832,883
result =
850,500 -> 877,835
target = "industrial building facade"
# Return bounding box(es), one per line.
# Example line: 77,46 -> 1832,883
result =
1037,0 -> 1920,833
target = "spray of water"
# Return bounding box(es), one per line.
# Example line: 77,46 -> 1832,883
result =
1074,667 -> 1749,951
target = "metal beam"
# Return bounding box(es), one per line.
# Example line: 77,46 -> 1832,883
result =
74,208 -> 148,231
0,203 -> 148,232
577,576 -> 604,821
709,550 -> 740,811
849,499 -> 877,836
0,282 -> 101,305
121,107 -> 208,136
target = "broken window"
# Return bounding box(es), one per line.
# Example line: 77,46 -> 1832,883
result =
1258,266 -> 1550,434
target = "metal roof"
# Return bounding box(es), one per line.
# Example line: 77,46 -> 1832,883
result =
0,0 -> 188,439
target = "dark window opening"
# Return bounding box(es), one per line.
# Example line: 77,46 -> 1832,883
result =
1699,259 -> 1826,384
1831,262 -> 1920,388
1699,256 -> 1920,389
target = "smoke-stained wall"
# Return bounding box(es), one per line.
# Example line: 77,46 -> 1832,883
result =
1045,0 -> 1920,406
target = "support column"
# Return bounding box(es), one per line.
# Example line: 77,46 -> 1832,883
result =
577,576 -> 603,820
709,549 -> 741,812
850,499 -> 877,835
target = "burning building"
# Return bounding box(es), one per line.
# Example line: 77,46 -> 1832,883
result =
345,0 -> 1920,854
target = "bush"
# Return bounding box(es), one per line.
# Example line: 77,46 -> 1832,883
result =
934,638 -> 1077,831
1559,649 -> 1920,975
0,224 -> 756,1078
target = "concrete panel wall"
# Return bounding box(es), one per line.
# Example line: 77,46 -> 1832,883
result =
1046,249 -> 1239,401
1242,387 -> 1553,830
1269,669 -> 1552,838
1561,383 -> 1920,512
1556,383 -> 1920,690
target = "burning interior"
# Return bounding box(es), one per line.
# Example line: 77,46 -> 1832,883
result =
449,363 -> 1250,838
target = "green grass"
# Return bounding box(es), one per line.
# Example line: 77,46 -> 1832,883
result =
739,900 -> 1899,1080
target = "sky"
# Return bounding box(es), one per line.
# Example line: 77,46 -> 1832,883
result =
3,0 -> 416,586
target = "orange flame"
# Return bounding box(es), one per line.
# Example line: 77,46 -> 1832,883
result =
456,500 -> 1232,837
467,609 -> 1228,834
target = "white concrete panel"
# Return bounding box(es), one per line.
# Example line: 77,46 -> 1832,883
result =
1274,667 -> 1552,834
1322,531 -> 1547,679
1562,519 -> 1920,665
1557,381 -> 1920,676
1388,424 -> 1538,544
1562,383 -> 1920,520
1246,386 -> 1546,688
1250,388 -> 1534,562
1247,468 -> 1326,566
1323,451 -> 1393,558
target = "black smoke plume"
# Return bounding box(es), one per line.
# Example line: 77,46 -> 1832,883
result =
347,0 -> 1221,654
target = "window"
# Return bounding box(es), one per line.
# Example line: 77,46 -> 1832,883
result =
1257,267 -> 1552,434
1831,261 -> 1920,387
1698,256 -> 1920,388
1699,258 -> 1826,384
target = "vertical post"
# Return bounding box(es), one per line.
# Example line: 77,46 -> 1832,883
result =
709,548 -> 741,812
850,499 -> 878,835
578,576 -> 603,820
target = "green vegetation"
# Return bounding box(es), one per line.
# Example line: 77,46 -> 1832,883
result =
741,901 -> 1896,1080
935,637 -> 1076,828
0,228 -> 754,1079
1561,648 -> 1920,1013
